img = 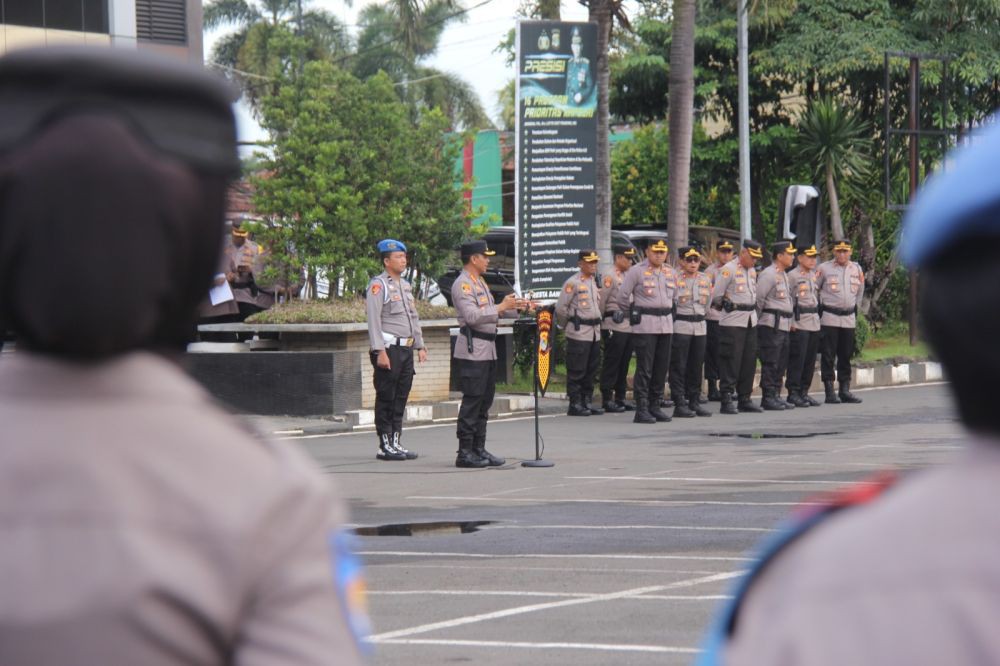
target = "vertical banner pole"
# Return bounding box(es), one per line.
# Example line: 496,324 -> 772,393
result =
523,307 -> 554,468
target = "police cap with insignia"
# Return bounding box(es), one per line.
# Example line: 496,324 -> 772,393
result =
832,239 -> 853,252
679,246 -> 701,261
613,243 -> 636,257
742,239 -> 764,259
648,239 -> 669,252
772,239 -> 797,257
460,239 -> 496,261
578,249 -> 599,262
716,239 -> 736,251
377,238 -> 407,254
800,244 -> 819,257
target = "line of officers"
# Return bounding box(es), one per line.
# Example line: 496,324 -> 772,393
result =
555,236 -> 866,424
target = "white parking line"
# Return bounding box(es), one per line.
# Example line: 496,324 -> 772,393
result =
361,551 -> 753,562
567,475 -> 873,485
372,638 -> 701,654
485,524 -> 770,532
408,495 -> 818,507
367,570 -> 741,641
386,563 -> 731,575
369,590 -> 732,601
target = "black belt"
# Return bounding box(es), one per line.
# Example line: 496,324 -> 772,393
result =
762,309 -> 793,319
797,306 -> 819,314
460,326 -> 496,341
603,311 -> 619,320
731,303 -> 756,312
636,306 -> 674,317
674,313 -> 705,323
823,305 -> 856,316
575,317 -> 602,326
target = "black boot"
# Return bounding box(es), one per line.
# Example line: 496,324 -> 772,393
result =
707,379 -> 722,402
689,393 -> 713,417
474,437 -> 506,466
567,393 -> 590,416
633,398 -> 656,424
602,392 -> 625,413
660,397 -> 675,409
455,443 -> 488,468
649,398 -> 672,422
720,392 -> 739,415
839,381 -> 863,404
377,432 -> 407,461
584,392 -> 604,415
392,432 -> 418,459
738,395 -> 763,413
761,391 -> 786,411
782,394 -> 796,409
618,397 -> 636,411
803,391 -> 821,407
672,397 -> 696,418
787,391 -> 809,408
824,380 -> 841,404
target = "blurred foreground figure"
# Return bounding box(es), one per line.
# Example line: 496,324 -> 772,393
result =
0,47 -> 366,665
697,117 -> 1000,665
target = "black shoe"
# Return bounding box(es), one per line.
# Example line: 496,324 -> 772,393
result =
567,401 -> 591,416
839,382 -> 863,404
707,380 -> 721,402
824,381 -> 841,404
618,399 -> 636,411
761,395 -> 786,411
603,400 -> 625,413
660,398 -> 675,409
649,406 -> 672,422
738,398 -> 764,413
585,397 -> 605,416
720,397 -> 739,415
782,397 -> 796,410
377,433 -> 407,461
455,448 -> 489,468
673,402 -> 697,418
476,448 -> 506,466
688,396 -> 713,417
803,393 -> 822,407
787,392 -> 809,408
392,432 -> 418,459
633,401 -> 656,424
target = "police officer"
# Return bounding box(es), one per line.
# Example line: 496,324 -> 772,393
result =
556,249 -> 604,416
711,240 -> 764,414
366,239 -> 426,461
786,244 -> 823,407
565,27 -> 594,106
451,240 -> 524,468
704,240 -> 735,401
599,244 -> 637,412
817,239 -> 865,404
756,240 -> 797,411
616,238 -> 676,424
670,246 -> 713,418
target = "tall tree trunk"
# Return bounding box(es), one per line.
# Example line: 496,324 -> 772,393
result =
590,0 -> 613,265
667,0 -> 696,256
826,165 -> 845,240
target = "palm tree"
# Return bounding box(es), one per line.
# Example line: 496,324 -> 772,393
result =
204,0 -> 352,115
666,0 -> 696,254
794,96 -> 871,241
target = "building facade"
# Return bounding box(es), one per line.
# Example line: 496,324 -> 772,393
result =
1,0 -> 203,62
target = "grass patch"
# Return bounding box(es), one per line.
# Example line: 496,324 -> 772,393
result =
498,365 -> 567,394
246,298 -> 455,324
859,322 -> 928,363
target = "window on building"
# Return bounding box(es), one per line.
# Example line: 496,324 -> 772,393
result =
136,0 -> 187,45
1,0 -> 108,33
4,0 -> 45,28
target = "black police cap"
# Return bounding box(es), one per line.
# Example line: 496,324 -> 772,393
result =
460,240 -> 495,257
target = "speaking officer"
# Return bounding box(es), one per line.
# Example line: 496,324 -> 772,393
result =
816,239 -> 865,404
556,249 -> 604,416
711,240 -> 764,415
786,244 -> 823,407
366,239 -> 425,462
756,240 -> 797,411
451,240 -> 523,468
616,238 -> 677,424
670,246 -> 713,418
598,244 -> 637,412
704,240 -> 735,401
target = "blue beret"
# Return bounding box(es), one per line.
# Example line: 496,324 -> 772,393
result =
903,118 -> 1000,267
377,239 -> 407,254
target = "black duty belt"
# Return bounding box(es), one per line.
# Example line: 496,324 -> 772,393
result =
459,326 -> 496,342
636,306 -> 674,317
575,317 -> 602,326
762,309 -> 793,319
797,306 -> 819,314
674,313 -> 705,323
822,305 -> 856,317
730,303 -> 756,312
603,311 -> 620,320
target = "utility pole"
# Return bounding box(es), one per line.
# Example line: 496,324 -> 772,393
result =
737,0 -> 751,241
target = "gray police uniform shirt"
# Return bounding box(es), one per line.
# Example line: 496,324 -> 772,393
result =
673,270 -> 711,336
710,259 -> 759,328
451,269 -> 516,361
0,351 -> 365,666
791,265 -> 821,332
599,268 -> 631,333
704,262 -> 726,323
555,272 -> 603,341
725,437 -> 1000,666
756,264 -> 794,332
816,259 -> 865,328
366,271 -> 424,350
615,259 -> 677,335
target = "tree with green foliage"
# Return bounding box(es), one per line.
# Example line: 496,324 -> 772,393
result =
251,62 -> 471,297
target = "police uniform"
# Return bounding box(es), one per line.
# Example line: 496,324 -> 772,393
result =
366,239 -> 423,461
704,240 -> 735,402
615,239 -> 676,423
451,240 -> 517,468
565,28 -> 594,106
598,245 -> 637,412
669,246 -> 713,418
816,240 -> 865,403
786,244 -> 822,407
711,240 -> 763,414
756,241 -> 797,411
224,224 -> 268,320
556,250 -> 604,416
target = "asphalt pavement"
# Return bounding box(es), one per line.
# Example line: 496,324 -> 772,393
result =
276,383 -> 962,665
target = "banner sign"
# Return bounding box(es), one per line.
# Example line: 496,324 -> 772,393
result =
515,20 -> 598,300
536,307 -> 553,395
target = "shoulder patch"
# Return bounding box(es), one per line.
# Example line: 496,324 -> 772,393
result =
370,282 -> 381,296
565,285 -> 574,293
603,275 -> 613,288
722,270 -> 730,278
461,282 -> 472,293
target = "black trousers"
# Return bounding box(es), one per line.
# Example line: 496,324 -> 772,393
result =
704,320 -> 721,381
669,334 -> 707,402
600,330 -> 633,399
719,322 -> 758,399
820,325 -> 856,383
369,345 -> 415,435
632,333 -> 672,405
456,358 -> 497,448
757,326 -> 790,394
786,328 -> 820,394
566,337 -> 601,400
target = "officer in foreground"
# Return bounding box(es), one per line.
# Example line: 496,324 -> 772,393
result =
451,240 -> 526,468
697,115 -> 1000,666
598,244 -> 638,412
711,240 -> 764,414
366,239 -> 425,461
817,239 -> 865,403
786,244 -> 822,407
616,239 -> 677,424
669,246 -> 713,418
755,240 -> 797,411
704,240 -> 735,401
0,47 -> 364,664
556,249 -> 604,416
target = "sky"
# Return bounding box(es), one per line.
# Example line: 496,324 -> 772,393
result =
203,0 -> 603,145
